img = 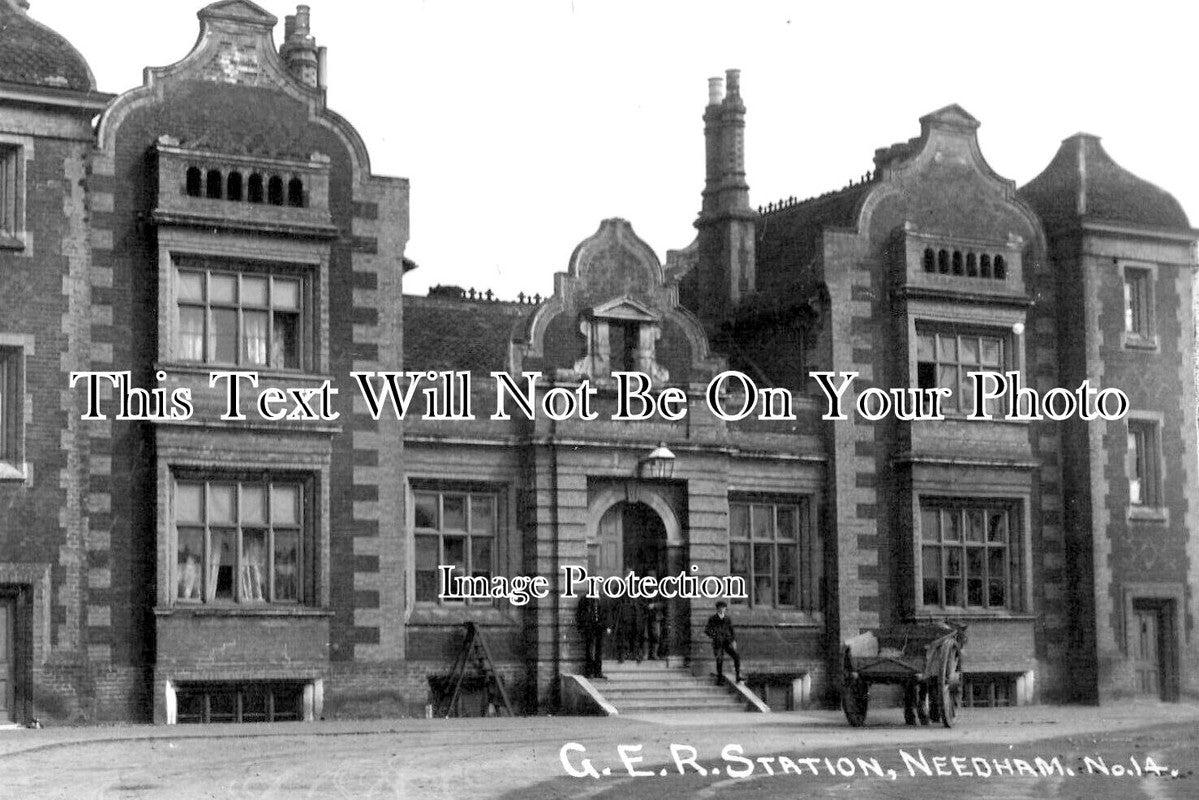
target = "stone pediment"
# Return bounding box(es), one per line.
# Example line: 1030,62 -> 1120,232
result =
199,0 -> 278,27
588,296 -> 659,323
919,104 -> 979,131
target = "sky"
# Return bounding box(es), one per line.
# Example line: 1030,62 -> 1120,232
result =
33,0 -> 1199,298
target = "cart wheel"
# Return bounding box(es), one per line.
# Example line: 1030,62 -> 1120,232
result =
842,678 -> 868,727
937,642 -> 963,728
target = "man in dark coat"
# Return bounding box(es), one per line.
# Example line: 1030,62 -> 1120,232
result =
644,598 -> 664,660
703,600 -> 742,683
575,591 -> 609,679
612,594 -> 645,663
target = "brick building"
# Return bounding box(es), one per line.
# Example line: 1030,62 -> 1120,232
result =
0,0 -> 114,724
401,73 -> 1199,713
0,1 -> 1194,725
1,0 -> 411,724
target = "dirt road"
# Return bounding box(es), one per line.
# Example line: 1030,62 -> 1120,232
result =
0,702 -> 1195,799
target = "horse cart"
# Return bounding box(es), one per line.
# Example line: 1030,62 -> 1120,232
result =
841,621 -> 966,728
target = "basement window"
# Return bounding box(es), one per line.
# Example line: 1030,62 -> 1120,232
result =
960,674 -> 1015,707
175,682 -> 304,723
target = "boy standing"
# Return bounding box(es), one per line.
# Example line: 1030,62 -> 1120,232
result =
703,601 -> 742,684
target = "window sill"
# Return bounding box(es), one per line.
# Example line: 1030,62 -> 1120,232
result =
1122,333 -> 1159,352
724,606 -> 824,627
408,604 -> 520,627
155,604 -> 332,618
156,362 -> 328,383
0,461 -> 30,484
910,610 -> 1036,622
0,234 -> 24,251
1128,505 -> 1169,524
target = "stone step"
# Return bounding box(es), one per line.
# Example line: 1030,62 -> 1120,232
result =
618,699 -> 747,713
603,663 -> 684,674
583,662 -> 758,714
604,686 -> 724,695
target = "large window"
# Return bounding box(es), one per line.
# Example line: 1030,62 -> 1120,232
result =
175,265 -> 305,370
916,326 -> 1007,414
413,488 -> 497,604
728,497 -> 820,610
1127,420 -> 1161,507
174,476 -> 308,604
920,501 -> 1022,611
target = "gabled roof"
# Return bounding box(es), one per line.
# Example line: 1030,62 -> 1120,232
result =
1019,133 -> 1189,232
0,0 -> 94,91
756,180 -> 873,269
403,294 -> 536,374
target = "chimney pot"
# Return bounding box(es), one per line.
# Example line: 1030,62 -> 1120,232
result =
725,68 -> 740,95
708,77 -> 725,106
284,14 -> 296,40
295,4 -> 311,36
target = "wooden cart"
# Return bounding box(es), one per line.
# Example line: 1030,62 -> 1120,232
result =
841,621 -> 967,728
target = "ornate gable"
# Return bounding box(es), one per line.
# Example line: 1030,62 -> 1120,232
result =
518,219 -> 725,386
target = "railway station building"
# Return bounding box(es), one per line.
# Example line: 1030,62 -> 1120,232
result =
0,0 -> 1195,724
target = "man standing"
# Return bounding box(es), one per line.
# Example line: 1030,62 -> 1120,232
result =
703,601 -> 742,684
575,591 -> 609,679
644,598 -> 663,660
613,594 -> 645,663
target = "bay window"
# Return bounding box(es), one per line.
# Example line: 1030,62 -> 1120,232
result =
174,475 -> 309,604
175,264 -> 305,370
919,500 -> 1023,612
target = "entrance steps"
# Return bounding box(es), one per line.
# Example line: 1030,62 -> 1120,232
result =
581,658 -> 764,714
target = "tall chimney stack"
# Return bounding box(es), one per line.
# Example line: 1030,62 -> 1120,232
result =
280,4 -> 321,89
691,69 -> 757,328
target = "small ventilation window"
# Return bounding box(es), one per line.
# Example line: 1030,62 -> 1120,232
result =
937,250 -> 949,274
205,169 -> 222,200
965,253 -> 977,277
267,176 -> 284,206
185,167 -> 202,197
979,254 -> 991,278
226,172 -> 243,202
951,251 -> 963,275
923,248 -> 935,273
994,255 -> 1006,280
287,177 -> 304,208
248,173 -> 264,204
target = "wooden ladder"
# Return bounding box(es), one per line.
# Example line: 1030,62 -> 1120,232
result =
436,621 -> 514,718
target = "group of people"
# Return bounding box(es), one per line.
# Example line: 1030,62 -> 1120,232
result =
576,594 -> 742,685
575,593 -> 667,679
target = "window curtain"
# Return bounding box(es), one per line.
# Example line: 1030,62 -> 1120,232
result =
240,535 -> 265,601
206,534 -> 222,602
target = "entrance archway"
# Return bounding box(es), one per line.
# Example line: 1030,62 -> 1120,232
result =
591,502 -> 668,578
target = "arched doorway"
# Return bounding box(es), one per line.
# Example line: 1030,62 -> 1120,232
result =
591,501 -> 667,578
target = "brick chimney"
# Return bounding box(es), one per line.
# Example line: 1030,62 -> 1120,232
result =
280,4 -> 322,89
693,69 -> 757,327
